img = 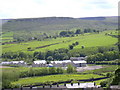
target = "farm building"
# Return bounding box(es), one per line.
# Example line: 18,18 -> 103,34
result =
1,61 -> 27,66
70,57 -> 86,61
32,60 -> 47,67
0,61 -> 11,65
72,60 -> 87,67
50,60 -> 87,67
11,61 -> 27,66
51,60 -> 71,67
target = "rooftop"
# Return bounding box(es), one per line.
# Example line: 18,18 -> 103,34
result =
33,60 -> 46,64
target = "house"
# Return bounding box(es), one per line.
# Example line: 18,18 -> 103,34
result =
32,60 -> 46,67
1,61 -> 11,65
50,59 -> 87,67
72,60 -> 87,67
51,60 -> 71,67
70,57 -> 86,61
1,61 -> 27,66
10,61 -> 27,66
66,82 -> 99,88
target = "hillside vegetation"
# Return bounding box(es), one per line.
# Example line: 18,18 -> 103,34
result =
2,16 -> 118,33
2,30 -> 118,54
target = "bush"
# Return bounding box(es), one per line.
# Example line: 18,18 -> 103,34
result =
67,64 -> 76,73
2,70 -> 19,89
100,80 -> 107,87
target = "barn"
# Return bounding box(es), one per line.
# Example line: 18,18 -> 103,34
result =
72,60 -> 87,67
32,60 -> 46,67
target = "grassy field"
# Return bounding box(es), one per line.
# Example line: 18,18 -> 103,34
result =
83,65 -> 118,75
1,32 -> 14,43
12,74 -> 104,86
2,30 -> 118,54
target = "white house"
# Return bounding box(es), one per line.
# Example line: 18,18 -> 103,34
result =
1,61 -> 27,66
32,60 -> 46,67
51,60 -> 71,67
10,61 -> 27,66
1,61 -> 11,65
70,57 -> 86,61
50,59 -> 87,67
72,60 -> 87,67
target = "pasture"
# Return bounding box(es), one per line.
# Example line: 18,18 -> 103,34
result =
2,30 -> 118,54
11,74 -> 104,86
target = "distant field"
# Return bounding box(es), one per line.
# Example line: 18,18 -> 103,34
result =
1,32 -> 13,43
2,30 -> 118,54
83,65 -> 118,75
12,74 -> 104,86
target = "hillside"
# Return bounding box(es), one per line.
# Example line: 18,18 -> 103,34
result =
2,16 -> 118,32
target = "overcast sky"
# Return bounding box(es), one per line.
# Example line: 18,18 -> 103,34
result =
0,0 -> 119,19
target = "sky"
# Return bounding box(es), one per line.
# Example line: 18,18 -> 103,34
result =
0,0 -> 119,19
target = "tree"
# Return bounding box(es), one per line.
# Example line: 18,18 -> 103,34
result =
75,29 -> 81,34
56,67 -> 64,74
47,56 -> 53,61
69,45 -> 74,50
36,52 -> 45,59
81,46 -> 84,49
45,51 -> 53,59
49,67 -> 56,74
59,31 -> 67,36
75,41 -> 79,45
67,64 -> 76,73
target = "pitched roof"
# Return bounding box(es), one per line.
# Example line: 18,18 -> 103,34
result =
73,60 -> 86,64
1,61 -> 11,64
33,60 -> 46,64
11,61 -> 25,64
70,57 -> 85,60
51,60 -> 71,64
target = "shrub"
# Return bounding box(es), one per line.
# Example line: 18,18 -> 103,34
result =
67,64 -> 76,73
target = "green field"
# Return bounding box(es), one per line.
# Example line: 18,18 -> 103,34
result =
2,30 -> 118,54
1,32 -> 14,43
12,74 -> 104,86
83,65 -> 118,75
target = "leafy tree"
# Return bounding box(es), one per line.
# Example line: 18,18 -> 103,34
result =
69,45 -> 74,50
67,64 -> 76,73
47,56 -> 53,61
56,67 -> 64,74
75,29 -> 81,34
75,41 -> 79,45
49,67 -> 56,74
36,52 -> 45,59
59,31 -> 67,36
81,46 -> 84,49
45,51 -> 53,59
72,43 -> 76,46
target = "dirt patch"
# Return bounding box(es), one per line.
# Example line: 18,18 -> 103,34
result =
76,65 -> 104,72
0,66 -> 12,68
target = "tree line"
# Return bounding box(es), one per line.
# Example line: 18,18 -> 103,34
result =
2,46 -> 118,63
87,51 -> 119,63
59,28 -> 100,37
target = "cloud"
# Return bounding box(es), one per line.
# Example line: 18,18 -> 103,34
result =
0,0 -> 119,19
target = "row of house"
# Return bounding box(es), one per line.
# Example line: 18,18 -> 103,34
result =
0,61 -> 27,66
1,57 -> 87,67
32,57 -> 87,67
